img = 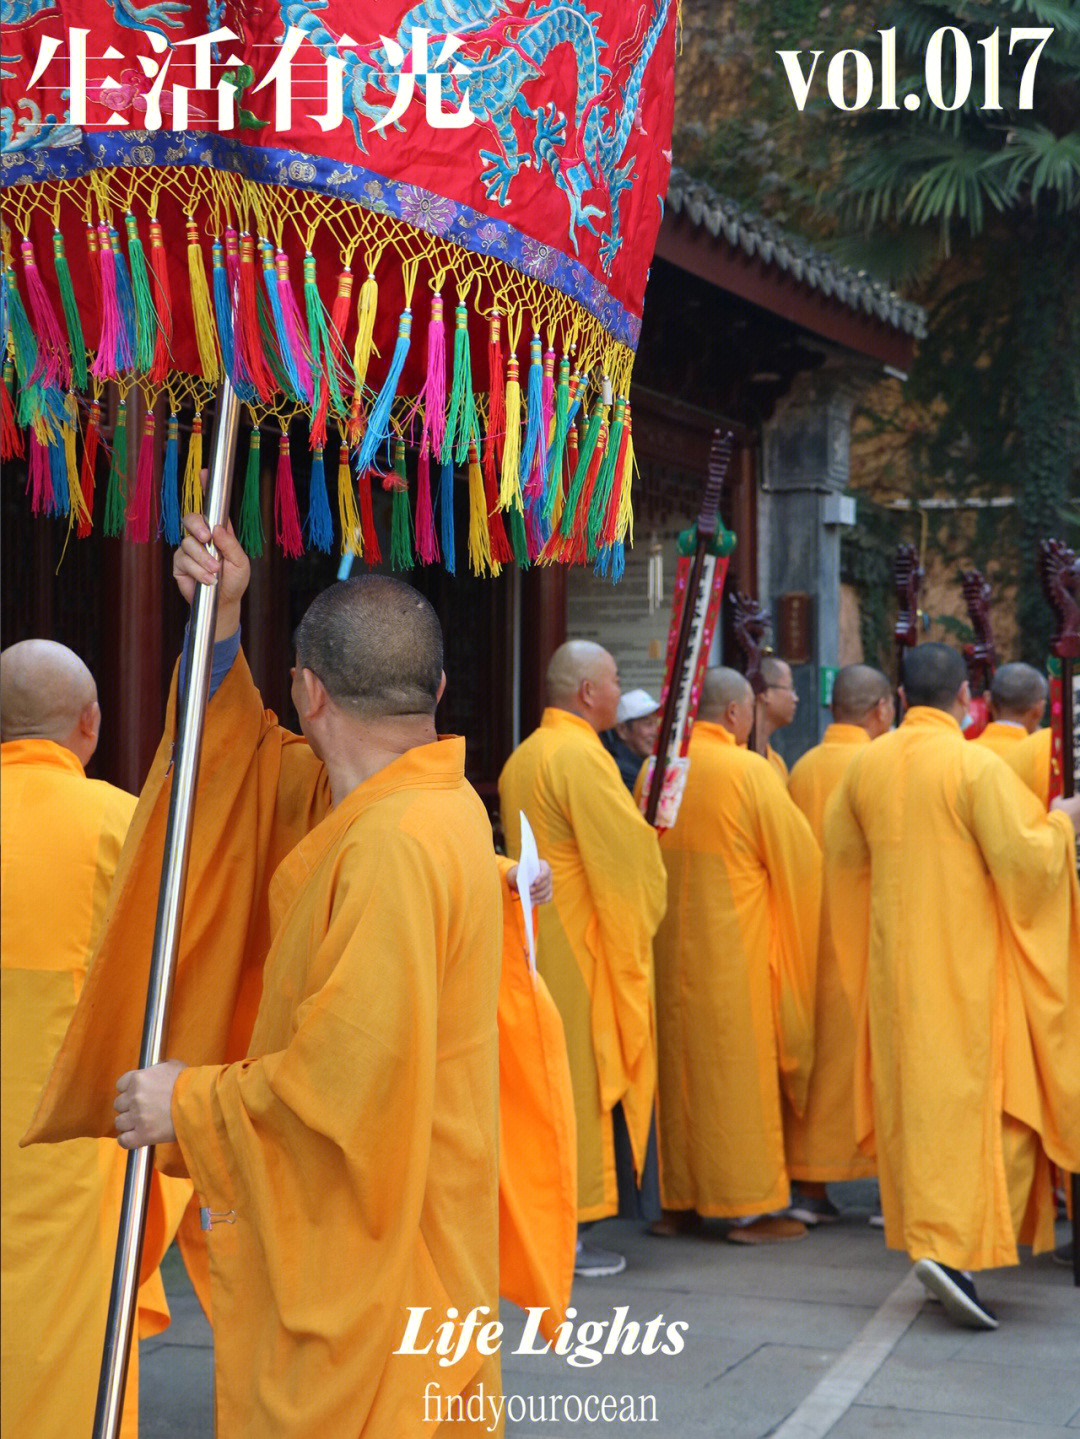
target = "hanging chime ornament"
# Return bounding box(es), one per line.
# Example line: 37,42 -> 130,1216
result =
0,0 -> 678,579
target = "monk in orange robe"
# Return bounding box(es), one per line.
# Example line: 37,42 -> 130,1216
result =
644,668 -> 820,1242
26,525 -> 504,1437
783,665 -> 893,1225
973,663 -> 1048,759
759,656 -> 798,781
827,643 -> 1080,1330
498,641 -> 667,1273
1,641 -> 188,1439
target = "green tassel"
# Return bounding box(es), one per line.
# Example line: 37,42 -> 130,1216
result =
388,441 -> 414,570
124,213 -> 157,372
4,265 -> 40,399
557,401 -> 605,539
542,357 -> 571,521
507,503 -> 530,568
256,277 -> 290,393
103,402 -> 128,536
304,253 -> 346,418
239,427 -> 265,557
443,302 -> 480,466
586,398 -> 625,558
52,232 -> 87,390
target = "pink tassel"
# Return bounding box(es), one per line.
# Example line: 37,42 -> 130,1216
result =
125,413 -> 156,542
414,443 -> 439,564
1,372 -> 23,460
27,431 -> 53,515
275,250 -> 313,402
274,434 -> 304,557
22,238 -> 71,389
224,224 -> 241,294
91,222 -> 130,379
420,292 -> 446,460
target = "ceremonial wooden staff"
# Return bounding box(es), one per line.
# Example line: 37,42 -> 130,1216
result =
1037,537 -> 1080,1288
93,379 -> 241,1439
642,429 -> 735,828
960,568 -> 996,735
731,589 -> 771,756
893,543 -> 924,719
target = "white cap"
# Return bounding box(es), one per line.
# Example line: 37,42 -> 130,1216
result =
616,689 -> 660,724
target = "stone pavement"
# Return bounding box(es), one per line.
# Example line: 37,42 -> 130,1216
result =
140,1184 -> 1079,1437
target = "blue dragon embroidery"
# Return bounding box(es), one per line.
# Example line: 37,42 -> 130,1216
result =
277,0 -> 672,271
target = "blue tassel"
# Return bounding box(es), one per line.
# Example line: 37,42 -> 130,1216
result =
48,433 -> 69,516
610,541 -> 625,583
305,446 -> 333,552
212,240 -> 235,378
439,458 -> 455,575
160,413 -> 181,543
357,309 -> 412,471
518,335 -> 545,491
262,242 -> 303,402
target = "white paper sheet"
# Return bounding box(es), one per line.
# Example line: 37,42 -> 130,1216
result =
516,811 -> 540,979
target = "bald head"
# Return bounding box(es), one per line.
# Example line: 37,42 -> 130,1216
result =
1,640 -> 100,765
760,656 -> 798,736
990,663 -> 1047,729
294,575 -> 443,719
832,664 -> 893,736
902,643 -> 967,712
545,640 -> 621,732
699,667 -> 755,744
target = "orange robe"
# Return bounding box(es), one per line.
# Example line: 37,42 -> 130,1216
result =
1,740 -> 188,1439
766,743 -> 789,783
496,858 -> 576,1340
973,720 -> 1028,760
646,723 -> 820,1216
1007,725 -> 1052,807
783,724 -> 876,1182
498,708 -> 667,1220
826,708 -> 1080,1271
27,656 -> 503,1437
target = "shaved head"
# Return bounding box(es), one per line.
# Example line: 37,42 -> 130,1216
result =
294,575 -> 443,719
832,665 -> 891,724
699,667 -> 752,721
990,663 -> 1047,719
546,641 -> 614,705
545,640 -> 621,733
1,640 -> 97,745
902,644 -> 967,710
760,657 -> 791,688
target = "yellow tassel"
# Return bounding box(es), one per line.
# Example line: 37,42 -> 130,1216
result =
64,395 -> 88,529
352,271 -> 379,398
186,218 -> 220,383
337,443 -> 362,555
499,352 -> 522,511
183,413 -> 204,516
467,440 -> 497,577
615,405 -> 635,545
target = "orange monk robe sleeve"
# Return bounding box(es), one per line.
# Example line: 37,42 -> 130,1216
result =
24,651 -> 331,1150
1006,726 -> 1052,808
554,742 -> 667,1165
822,771 -> 875,1155
743,762 -> 821,1117
495,859 -> 576,1342
968,761 -> 1080,1171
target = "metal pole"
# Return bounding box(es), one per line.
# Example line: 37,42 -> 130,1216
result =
93,377 -> 241,1439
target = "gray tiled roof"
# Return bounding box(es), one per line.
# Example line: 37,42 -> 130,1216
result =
666,168 -> 927,340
